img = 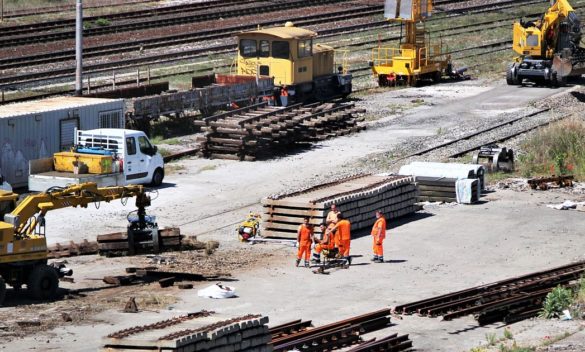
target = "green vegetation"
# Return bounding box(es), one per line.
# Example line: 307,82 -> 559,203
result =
485,332 -> 497,346
198,164 -> 217,172
541,286 -> 574,319
518,118 -> 585,179
94,18 -> 111,27
503,328 -> 514,340
497,344 -> 535,352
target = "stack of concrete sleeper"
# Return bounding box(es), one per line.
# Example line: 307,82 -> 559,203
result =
101,312 -> 272,352
261,175 -> 417,238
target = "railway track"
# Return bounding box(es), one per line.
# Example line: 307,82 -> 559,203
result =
0,0 -> 355,46
0,0 -> 555,89
0,0 -> 158,19
394,261 -> 585,325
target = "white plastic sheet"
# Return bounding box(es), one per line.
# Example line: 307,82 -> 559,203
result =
197,283 -> 236,299
455,179 -> 475,204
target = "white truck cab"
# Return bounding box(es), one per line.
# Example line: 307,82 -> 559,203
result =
28,129 -> 165,192
77,129 -> 165,186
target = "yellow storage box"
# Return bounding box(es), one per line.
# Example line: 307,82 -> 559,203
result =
53,152 -> 113,174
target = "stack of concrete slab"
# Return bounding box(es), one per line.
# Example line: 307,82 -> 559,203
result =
102,311 -> 272,352
261,175 -> 417,238
414,176 -> 480,203
399,162 -> 485,204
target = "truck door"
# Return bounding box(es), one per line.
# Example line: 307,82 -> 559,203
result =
124,136 -> 148,182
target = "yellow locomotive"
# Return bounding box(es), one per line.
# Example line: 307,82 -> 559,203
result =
236,22 -> 352,105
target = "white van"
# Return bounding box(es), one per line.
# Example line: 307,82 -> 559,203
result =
28,129 -> 164,192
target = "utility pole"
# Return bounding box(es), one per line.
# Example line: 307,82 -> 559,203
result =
75,0 -> 83,96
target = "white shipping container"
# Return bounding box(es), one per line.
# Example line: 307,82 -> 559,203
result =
0,96 -> 124,187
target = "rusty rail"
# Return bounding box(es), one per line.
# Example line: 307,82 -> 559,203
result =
394,261 -> 585,325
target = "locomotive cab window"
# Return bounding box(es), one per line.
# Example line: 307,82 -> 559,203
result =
298,39 -> 312,57
272,41 -> 290,59
259,40 -> 270,57
240,39 -> 257,57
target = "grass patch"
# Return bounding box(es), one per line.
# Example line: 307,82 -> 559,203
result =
486,171 -> 513,184
165,164 -> 186,174
199,165 -> 217,172
157,147 -> 172,158
485,332 -> 497,346
518,118 -> 585,179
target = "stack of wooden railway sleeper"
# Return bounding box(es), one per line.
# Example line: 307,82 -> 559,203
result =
194,102 -> 365,161
261,174 -> 417,238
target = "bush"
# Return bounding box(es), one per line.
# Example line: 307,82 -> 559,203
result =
541,286 -> 574,319
94,18 -> 111,27
518,118 -> 585,179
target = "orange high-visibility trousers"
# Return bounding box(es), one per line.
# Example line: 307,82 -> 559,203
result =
373,238 -> 384,256
338,239 -> 351,257
314,243 -> 325,255
297,245 -> 311,261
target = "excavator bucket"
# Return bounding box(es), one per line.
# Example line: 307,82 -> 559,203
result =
552,55 -> 573,77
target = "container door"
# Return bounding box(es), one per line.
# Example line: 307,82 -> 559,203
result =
60,118 -> 79,151
124,136 -> 148,182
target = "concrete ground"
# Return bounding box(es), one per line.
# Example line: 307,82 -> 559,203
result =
3,80 -> 585,351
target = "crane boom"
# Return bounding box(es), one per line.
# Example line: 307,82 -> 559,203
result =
3,183 -> 149,239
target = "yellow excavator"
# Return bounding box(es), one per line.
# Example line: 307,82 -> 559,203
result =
0,183 -> 154,305
508,0 -> 585,86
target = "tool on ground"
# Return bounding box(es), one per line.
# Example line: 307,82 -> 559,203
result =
472,145 -> 515,172
236,212 -> 262,241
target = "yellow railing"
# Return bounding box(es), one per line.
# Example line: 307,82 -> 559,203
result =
335,49 -> 350,74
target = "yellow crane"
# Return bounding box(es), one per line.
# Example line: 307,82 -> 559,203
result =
508,0 -> 585,86
370,0 -> 450,86
0,183 -> 154,305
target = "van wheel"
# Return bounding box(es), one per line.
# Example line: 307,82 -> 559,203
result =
28,264 -> 58,300
151,168 -> 164,186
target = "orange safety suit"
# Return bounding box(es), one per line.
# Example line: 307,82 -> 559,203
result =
297,224 -> 313,261
371,216 -> 386,257
314,224 -> 335,255
333,219 -> 351,257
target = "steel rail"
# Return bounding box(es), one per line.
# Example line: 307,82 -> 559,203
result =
395,261 -> 585,314
0,0 -> 353,46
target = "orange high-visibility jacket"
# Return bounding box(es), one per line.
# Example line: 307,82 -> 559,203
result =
298,224 -> 313,245
334,219 -> 351,241
371,217 -> 386,240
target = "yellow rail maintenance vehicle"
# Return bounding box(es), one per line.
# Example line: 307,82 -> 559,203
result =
0,182 -> 155,305
507,0 -> 585,87
370,0 -> 450,86
236,22 -> 352,106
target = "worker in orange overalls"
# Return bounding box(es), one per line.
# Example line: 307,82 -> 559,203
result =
311,223 -> 335,264
296,217 -> 314,267
371,210 -> 387,263
331,213 -> 351,266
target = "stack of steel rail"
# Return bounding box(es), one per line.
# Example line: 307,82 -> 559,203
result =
347,333 -> 413,352
195,102 -> 365,161
262,174 -> 417,238
394,261 -> 585,325
270,309 -> 397,352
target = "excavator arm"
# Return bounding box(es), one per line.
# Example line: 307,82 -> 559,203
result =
3,183 -> 150,239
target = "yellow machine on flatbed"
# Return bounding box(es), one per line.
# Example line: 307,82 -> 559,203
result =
0,183 -> 154,305
508,0 -> 585,86
370,0 -> 450,86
